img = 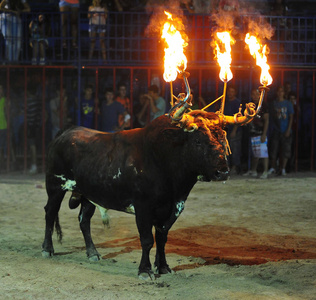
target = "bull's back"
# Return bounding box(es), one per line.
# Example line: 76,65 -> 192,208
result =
46,127 -> 148,209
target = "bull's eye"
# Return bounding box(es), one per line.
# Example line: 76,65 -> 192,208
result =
195,138 -> 201,146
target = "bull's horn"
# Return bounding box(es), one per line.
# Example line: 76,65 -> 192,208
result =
168,71 -> 192,122
221,85 -> 269,126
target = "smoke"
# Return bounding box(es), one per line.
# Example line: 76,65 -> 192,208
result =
145,0 -> 186,37
210,2 -> 274,42
246,17 -> 274,41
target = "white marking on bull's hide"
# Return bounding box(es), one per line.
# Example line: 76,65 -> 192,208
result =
79,211 -> 83,223
55,174 -> 76,191
175,201 -> 185,217
113,168 -> 122,179
88,200 -> 110,227
197,175 -> 204,181
133,167 -> 138,175
125,204 -> 135,214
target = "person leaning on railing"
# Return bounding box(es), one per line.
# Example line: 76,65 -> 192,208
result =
0,0 -> 30,63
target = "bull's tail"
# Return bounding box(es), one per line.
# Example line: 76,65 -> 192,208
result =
55,214 -> 63,243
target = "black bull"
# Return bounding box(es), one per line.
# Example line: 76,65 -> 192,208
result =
42,110 -> 230,279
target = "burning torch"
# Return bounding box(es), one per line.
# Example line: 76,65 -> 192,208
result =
244,33 -> 273,120
161,11 -> 192,121
214,31 -> 235,115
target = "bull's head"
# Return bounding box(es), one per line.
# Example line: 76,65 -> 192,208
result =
172,110 -> 231,182
167,84 -> 269,181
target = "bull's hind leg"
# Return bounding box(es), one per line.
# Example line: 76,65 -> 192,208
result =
78,198 -> 100,261
42,183 -> 66,257
154,228 -> 172,274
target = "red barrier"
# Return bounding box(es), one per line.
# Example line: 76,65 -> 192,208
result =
0,65 -> 315,173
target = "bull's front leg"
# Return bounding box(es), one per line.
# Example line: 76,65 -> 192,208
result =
135,207 -> 155,280
78,198 -> 100,261
154,228 -> 172,274
153,200 -> 185,274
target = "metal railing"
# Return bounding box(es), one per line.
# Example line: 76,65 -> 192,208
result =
0,11 -> 315,66
0,65 -> 315,173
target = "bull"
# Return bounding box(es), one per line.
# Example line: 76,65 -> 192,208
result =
42,108 -> 256,280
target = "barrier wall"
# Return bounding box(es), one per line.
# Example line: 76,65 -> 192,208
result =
0,65 -> 315,173
0,12 -> 315,66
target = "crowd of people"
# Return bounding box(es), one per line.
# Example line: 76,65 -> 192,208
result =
0,0 -> 302,65
0,69 -> 299,178
0,0 -> 307,174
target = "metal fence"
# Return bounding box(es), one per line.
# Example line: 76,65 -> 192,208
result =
0,11 -> 315,66
0,65 -> 315,173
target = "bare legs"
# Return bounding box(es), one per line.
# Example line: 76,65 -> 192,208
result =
60,6 -> 78,48
89,32 -> 106,61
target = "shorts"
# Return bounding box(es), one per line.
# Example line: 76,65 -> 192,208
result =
251,136 -> 268,158
59,0 -> 79,8
30,38 -> 48,48
89,24 -> 106,34
269,131 -> 292,160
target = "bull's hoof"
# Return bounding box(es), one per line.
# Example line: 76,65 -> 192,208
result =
156,266 -> 173,275
88,254 -> 100,262
42,250 -> 53,258
138,270 -> 155,281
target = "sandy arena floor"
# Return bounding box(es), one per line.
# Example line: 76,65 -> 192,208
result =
0,172 -> 315,299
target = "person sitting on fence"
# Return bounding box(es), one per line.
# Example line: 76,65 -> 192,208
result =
29,14 -> 49,65
88,0 -> 107,61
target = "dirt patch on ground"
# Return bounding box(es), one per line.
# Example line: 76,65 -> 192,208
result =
0,172 -> 316,299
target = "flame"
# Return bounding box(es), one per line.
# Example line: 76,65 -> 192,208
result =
245,33 -> 273,86
214,31 -> 235,82
161,11 -> 188,82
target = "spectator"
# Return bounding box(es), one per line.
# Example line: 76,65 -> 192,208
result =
138,84 -> 166,122
190,88 -> 207,110
67,78 -> 78,125
26,82 -> 42,174
59,0 -> 79,49
80,84 -> 98,129
223,85 -> 242,175
0,84 -> 7,170
50,87 -> 68,139
288,90 -> 299,172
100,89 -> 128,132
284,81 -> 292,100
268,85 -> 294,176
134,94 -> 150,128
29,14 -> 49,65
115,83 -> 131,129
88,0 -> 107,61
0,0 -> 30,62
243,89 -> 269,179
10,79 -> 24,159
